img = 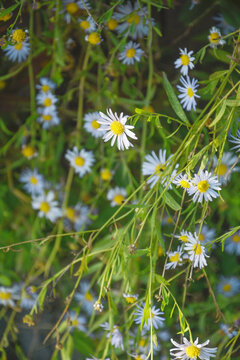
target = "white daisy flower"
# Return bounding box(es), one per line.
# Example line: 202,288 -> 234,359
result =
101,322 -> 124,350
62,0 -> 91,24
118,41 -> 144,65
19,168 -> 45,195
166,246 -> 184,269
93,301 -> 104,312
123,292 -> 139,304
114,1 -> 152,39
184,232 -> 209,269
32,191 -> 62,222
100,168 -> 114,181
220,323 -> 238,339
64,203 -> 91,231
4,40 -> 30,63
212,152 -> 239,185
213,13 -> 236,35
177,76 -> 200,112
0,286 -> 20,307
142,149 -> 178,189
174,48 -> 195,76
65,147 -> 95,177
224,230 -> 240,255
217,276 -> 240,298
98,108 -> 137,151
20,286 -> 38,310
85,32 -> 102,45
134,302 -> 165,330
208,26 -> 226,48
83,111 -> 102,138
195,225 -> 216,247
107,186 -> 127,207
36,92 -> 58,113
175,230 -> 192,243
79,16 -> 96,33
68,310 -> 87,332
188,170 -> 221,203
229,129 -> 240,152
37,109 -> 60,129
172,173 -> 191,190
36,77 -> 56,93
21,144 -> 38,159
75,281 -> 96,315
170,337 -> 217,360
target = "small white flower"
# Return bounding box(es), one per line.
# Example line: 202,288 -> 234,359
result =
119,41 -> 144,65
229,129 -> 240,152
175,230 -> 192,243
101,322 -> 124,350
177,75 -> 200,112
184,232 -> 209,269
62,0 -> 91,24
65,146 -> 95,177
188,170 -> 221,203
20,286 -> 38,310
166,246 -> 184,269
208,26 -> 226,48
36,92 -> 58,113
172,173 -> 191,190
32,191 -> 62,222
0,286 -> 20,307
98,108 -> 137,151
123,292 -> 139,303
217,276 -> 240,298
174,48 -> 195,76
85,32 -> 102,45
93,301 -> 104,312
79,16 -> 96,33
170,337 -> 217,360
37,109 -> 60,129
134,302 -> 165,330
100,168 -> 114,181
212,152 -> 239,185
36,77 -> 56,93
68,310 -> 87,332
142,149 -> 178,189
19,168 -> 45,195
83,111 -> 103,138
224,230 -> 240,255
4,40 -> 30,63
21,144 -> 38,159
107,187 -> 127,207
213,14 -> 236,35
64,203 -> 91,231
75,282 -> 96,315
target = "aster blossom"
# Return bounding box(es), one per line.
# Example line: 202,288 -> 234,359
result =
208,26 -> 226,48
170,337 -> 217,359
184,232 -> 209,269
229,129 -> 240,153
174,48 -> 195,76
65,147 -> 95,177
134,302 -> 165,330
188,171 -> 221,203
177,76 -> 200,112
118,41 -> 144,65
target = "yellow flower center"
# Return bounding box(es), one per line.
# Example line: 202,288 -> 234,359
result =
66,207 -> 75,221
43,98 -> 52,107
22,145 -> 35,158
135,356 -> 142,360
15,42 -> 23,50
110,121 -> 124,135
40,201 -> 50,213
158,246 -> 163,256
218,163 -> 227,176
223,284 -> 232,292
179,235 -> 188,242
125,296 -> 136,304
0,291 -> 11,300
41,85 -> 50,93
139,338 -> 146,348
199,233 -> 205,241
0,80 -> 6,90
42,114 -> 52,121
91,119 -> 100,129
72,319 -> 78,326
155,163 -> 166,174
185,345 -> 201,358
180,179 -> 190,189
126,48 -> 136,58
80,20 -> 90,30
197,180 -> 209,193
187,87 -> 194,98
85,292 -> 93,302
0,12 -> 12,22
107,18 -> 118,30
193,243 -> 202,255
74,156 -> 85,167
180,54 -> 190,66
101,169 -> 112,181
170,253 -> 180,263
12,29 -> 26,43
114,194 -> 124,205
87,32 -> 101,45
210,32 -> 220,44
167,216 -> 173,224
232,234 -> 240,243
66,3 -> 79,14
30,176 -> 38,185
147,309 -> 154,319
127,14 -> 141,25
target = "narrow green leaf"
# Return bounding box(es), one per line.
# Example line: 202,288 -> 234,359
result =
164,192 -> 181,211
0,4 -> 19,18
209,101 -> 226,127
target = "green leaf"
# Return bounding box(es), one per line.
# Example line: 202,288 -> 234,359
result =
162,72 -> 190,126
0,4 -> 19,18
153,26 -> 162,37
225,100 -> 240,107
209,100 -> 226,127
164,192 -> 181,211
0,275 -> 12,286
